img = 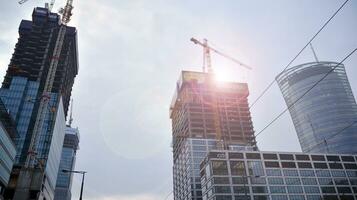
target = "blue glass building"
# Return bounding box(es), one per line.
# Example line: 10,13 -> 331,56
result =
0,7 -> 78,200
276,62 -> 357,154
54,126 -> 79,200
0,99 -> 17,199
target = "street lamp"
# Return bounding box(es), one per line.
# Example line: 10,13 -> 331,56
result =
62,169 -> 87,200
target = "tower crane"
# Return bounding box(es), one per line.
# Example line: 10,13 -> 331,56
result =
190,38 -> 252,150
25,0 -> 74,168
190,38 -> 252,73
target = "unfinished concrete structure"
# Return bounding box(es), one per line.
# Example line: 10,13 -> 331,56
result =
170,71 -> 256,200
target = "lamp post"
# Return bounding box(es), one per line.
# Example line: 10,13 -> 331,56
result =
62,169 -> 87,200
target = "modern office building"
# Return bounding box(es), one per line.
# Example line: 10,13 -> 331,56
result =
54,126 -> 80,200
0,7 -> 78,200
200,150 -> 357,200
0,99 -> 17,199
276,62 -> 357,154
170,71 -> 256,200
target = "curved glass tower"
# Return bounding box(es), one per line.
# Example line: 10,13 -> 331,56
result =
276,61 -> 357,154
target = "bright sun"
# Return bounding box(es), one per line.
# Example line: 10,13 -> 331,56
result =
213,69 -> 236,82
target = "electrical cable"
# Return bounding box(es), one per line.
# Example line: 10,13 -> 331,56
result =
308,120 -> 357,152
253,47 -> 357,139
249,0 -> 350,109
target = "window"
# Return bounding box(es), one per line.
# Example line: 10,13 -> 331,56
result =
248,161 -> 265,176
252,186 -> 267,193
253,196 -> 268,200
263,154 -> 278,160
279,154 -> 294,160
212,161 -> 228,175
344,163 -> 357,169
214,186 -> 231,193
333,178 -> 349,185
250,177 -> 266,185
329,163 -> 343,169
234,196 -> 251,200
311,155 -> 325,161
297,162 -> 312,168
346,171 -> 357,177
213,177 -> 230,184
331,170 -> 346,177
283,170 -> 298,177
326,156 -> 340,162
306,195 -> 322,200
337,187 -> 352,193
230,161 -> 246,176
301,178 -> 317,185
289,195 -> 305,200
316,170 -> 331,177
232,177 -> 248,184
268,177 -> 284,185
271,195 -> 288,200
269,186 -> 286,193
349,178 -> 357,185
285,178 -> 301,185
246,153 -> 261,159
287,186 -> 303,193
281,162 -> 296,168
313,162 -> 328,169
233,186 -> 249,194
321,187 -> 336,193
300,170 -> 315,177
265,161 -> 280,168
295,155 -> 310,161
215,195 -> 233,200
266,169 -> 282,176
318,178 -> 334,185
229,153 -> 244,159
304,186 -> 319,193
341,156 -> 355,162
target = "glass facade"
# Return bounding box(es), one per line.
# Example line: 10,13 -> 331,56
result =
173,138 -> 253,200
54,126 -> 80,200
201,150 -> 357,200
0,119 -> 16,196
276,62 -> 357,154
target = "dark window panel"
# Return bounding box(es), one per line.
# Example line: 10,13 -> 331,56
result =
279,154 -> 294,160
295,155 -> 310,161
262,154 -> 278,160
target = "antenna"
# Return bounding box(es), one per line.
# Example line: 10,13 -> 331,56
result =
309,43 -> 319,62
69,99 -> 73,126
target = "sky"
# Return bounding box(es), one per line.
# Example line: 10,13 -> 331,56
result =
0,0 -> 357,199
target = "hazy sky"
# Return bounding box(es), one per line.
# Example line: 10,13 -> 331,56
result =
0,0 -> 357,199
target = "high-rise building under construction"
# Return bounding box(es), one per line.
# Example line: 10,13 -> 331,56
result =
0,7 -> 78,200
170,71 -> 256,200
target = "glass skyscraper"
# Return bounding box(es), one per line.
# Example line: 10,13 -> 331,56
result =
170,71 -> 256,200
54,126 -> 80,200
276,62 -> 357,154
0,7 -> 78,200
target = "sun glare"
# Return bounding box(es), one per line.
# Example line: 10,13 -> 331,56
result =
213,69 -> 237,82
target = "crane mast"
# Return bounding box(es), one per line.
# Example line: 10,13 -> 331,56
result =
25,0 -> 74,168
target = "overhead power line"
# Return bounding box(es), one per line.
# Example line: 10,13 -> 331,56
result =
249,0 -> 350,109
253,47 -> 357,139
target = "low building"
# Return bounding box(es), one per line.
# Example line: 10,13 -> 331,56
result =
0,99 -> 17,199
200,150 -> 357,200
